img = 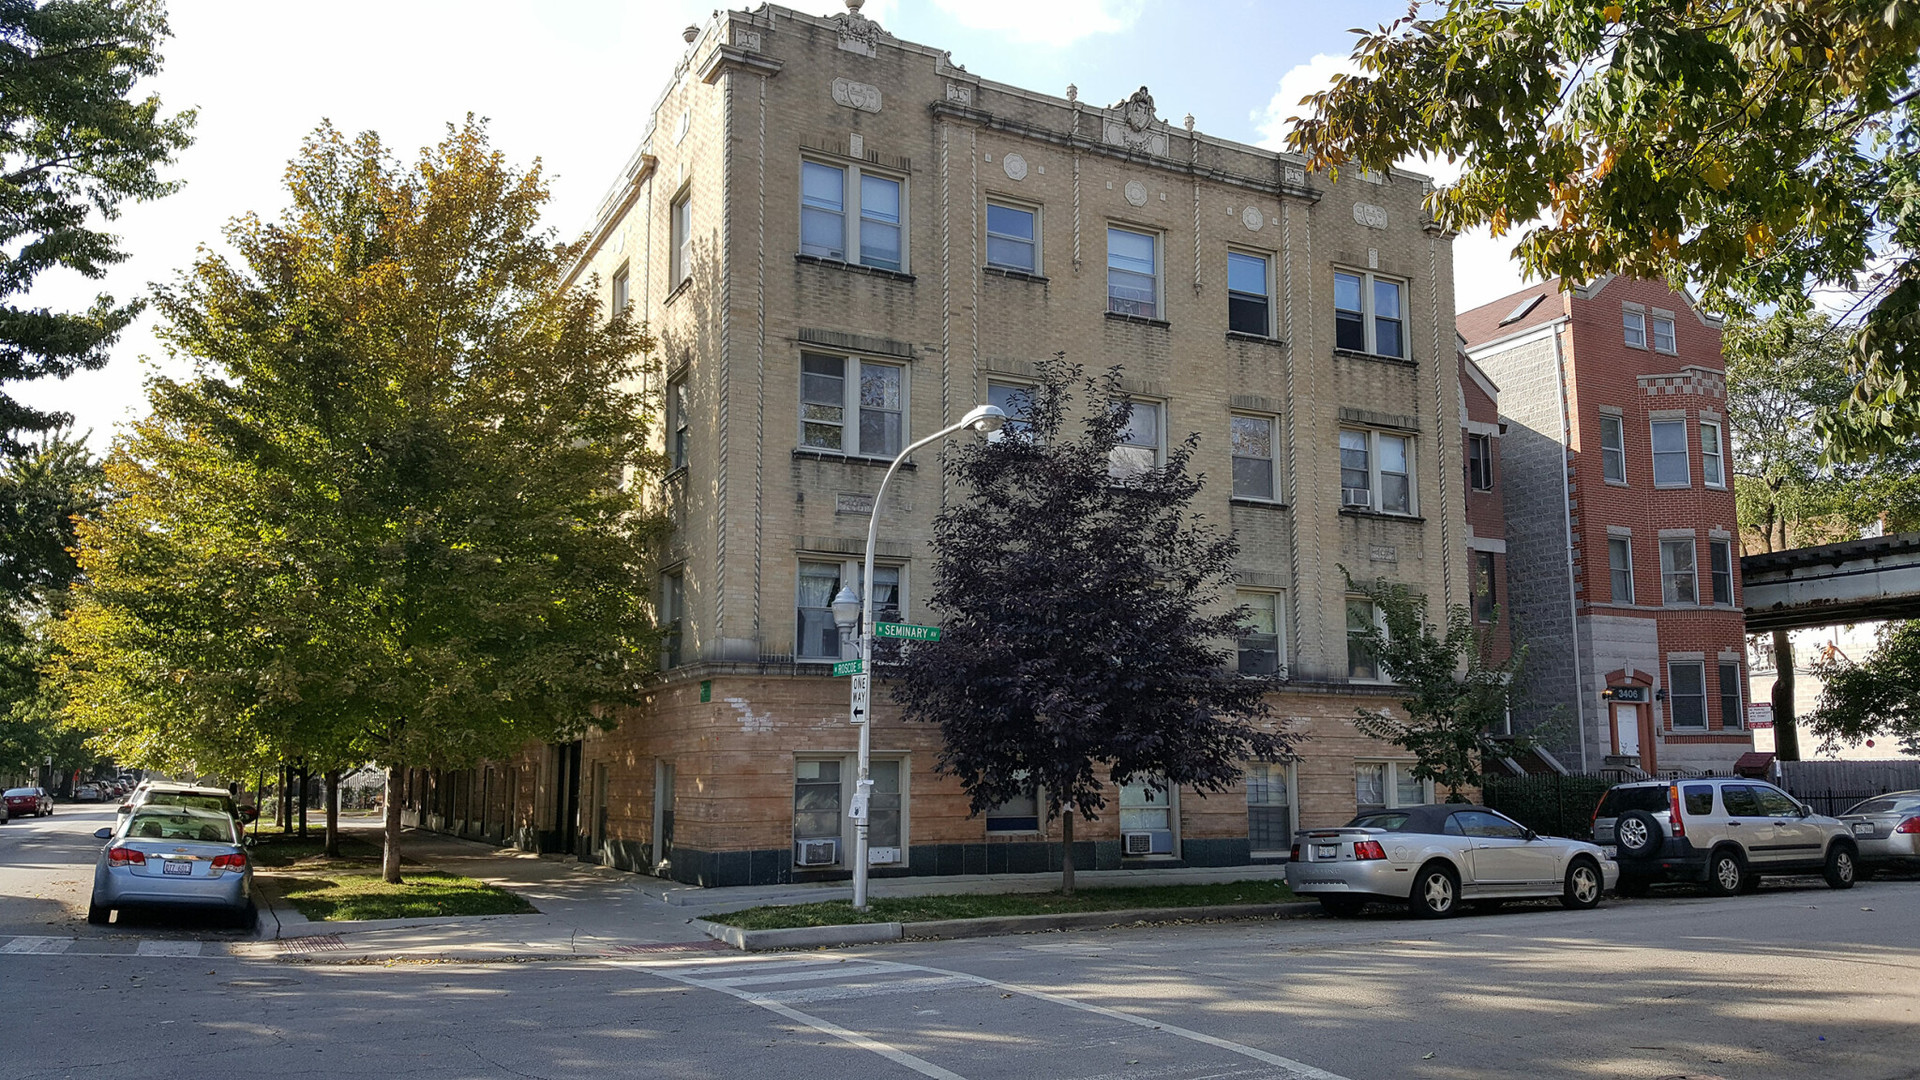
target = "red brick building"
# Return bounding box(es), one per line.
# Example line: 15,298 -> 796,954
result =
1461,277 -> 1749,776
1460,348 -> 1511,667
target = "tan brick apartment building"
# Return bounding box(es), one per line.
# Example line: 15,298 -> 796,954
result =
401,2 -> 1479,886
1461,277 -> 1750,778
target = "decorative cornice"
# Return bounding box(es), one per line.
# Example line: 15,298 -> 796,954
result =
697,44 -> 784,84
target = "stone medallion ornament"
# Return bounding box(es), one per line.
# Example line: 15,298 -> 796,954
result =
831,77 -> 882,113
1102,86 -> 1170,157
1352,202 -> 1388,230
1242,205 -> 1265,232
1124,180 -> 1148,207
1002,152 -> 1028,181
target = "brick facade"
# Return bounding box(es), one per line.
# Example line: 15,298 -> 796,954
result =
406,3 -> 1476,886
1463,277 -> 1750,776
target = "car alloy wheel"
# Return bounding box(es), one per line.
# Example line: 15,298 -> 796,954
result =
1562,859 -> 1603,910
1409,864 -> 1458,918
1706,850 -> 1747,897
1824,845 -> 1856,890
1614,810 -> 1663,857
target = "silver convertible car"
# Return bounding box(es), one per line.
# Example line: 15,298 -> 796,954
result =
90,806 -> 256,927
1284,804 -> 1619,918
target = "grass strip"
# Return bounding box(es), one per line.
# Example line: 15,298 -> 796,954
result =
247,833 -> 387,868
272,871 -> 536,921
704,879 -> 1298,930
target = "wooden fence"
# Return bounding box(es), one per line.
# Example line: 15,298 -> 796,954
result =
1777,759 -> 1920,816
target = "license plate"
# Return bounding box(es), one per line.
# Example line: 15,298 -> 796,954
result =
1853,823 -> 1875,835
163,860 -> 192,876
1314,844 -> 1338,859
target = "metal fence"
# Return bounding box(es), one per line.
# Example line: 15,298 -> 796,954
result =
1481,772 -> 1616,841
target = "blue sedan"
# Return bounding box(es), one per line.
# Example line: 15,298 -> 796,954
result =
90,807 -> 256,928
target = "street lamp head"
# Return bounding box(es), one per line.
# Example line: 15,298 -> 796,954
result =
830,584 -> 862,631
960,403 -> 1007,435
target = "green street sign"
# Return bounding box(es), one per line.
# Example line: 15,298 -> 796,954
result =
832,659 -> 864,676
875,621 -> 941,642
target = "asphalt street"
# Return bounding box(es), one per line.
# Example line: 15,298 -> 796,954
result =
4,805 -> 1917,1079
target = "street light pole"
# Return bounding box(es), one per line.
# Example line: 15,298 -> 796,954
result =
837,403 -> 1005,911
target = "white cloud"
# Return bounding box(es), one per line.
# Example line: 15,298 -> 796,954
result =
1253,52 -> 1354,151
1452,225 -> 1542,314
929,0 -> 1144,45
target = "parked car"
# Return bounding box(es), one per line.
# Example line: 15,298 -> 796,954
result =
1592,777 -> 1860,896
1837,789 -> 1920,875
116,782 -> 241,827
73,783 -> 105,802
3,787 -> 53,817
1284,804 -> 1618,918
89,807 -> 255,928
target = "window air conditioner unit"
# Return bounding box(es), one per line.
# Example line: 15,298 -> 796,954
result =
1342,487 -> 1371,507
1122,831 -> 1154,856
794,838 -> 839,867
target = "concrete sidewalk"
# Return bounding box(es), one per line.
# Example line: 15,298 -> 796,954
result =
236,823 -> 1292,962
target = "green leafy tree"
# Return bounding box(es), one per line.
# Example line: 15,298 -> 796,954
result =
1,0 -> 194,447
1346,576 -> 1533,801
1805,620 -> 1920,757
1287,0 -> 1920,456
53,119 -> 670,880
895,358 -> 1291,894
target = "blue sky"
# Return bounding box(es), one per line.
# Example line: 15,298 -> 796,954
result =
20,0 -> 1532,449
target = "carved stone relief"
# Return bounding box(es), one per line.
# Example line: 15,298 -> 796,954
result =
831,78 -> 882,113
1102,86 -> 1170,157
1241,205 -> 1265,232
831,0 -> 892,57
1283,164 -> 1307,187
728,25 -> 762,50
1352,202 -> 1388,230
1124,180 -> 1148,207
945,81 -> 972,106
1002,153 -> 1028,181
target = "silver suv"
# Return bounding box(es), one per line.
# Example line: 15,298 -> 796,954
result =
1592,778 -> 1860,896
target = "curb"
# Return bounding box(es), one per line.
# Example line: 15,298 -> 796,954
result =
693,901 -> 1319,951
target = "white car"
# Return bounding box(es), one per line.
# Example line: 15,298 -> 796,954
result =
1285,804 -> 1619,917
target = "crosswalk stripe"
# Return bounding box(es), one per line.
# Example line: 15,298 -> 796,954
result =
757,974 -> 979,1005
0,936 -> 72,955
707,963 -> 903,987
134,940 -> 202,957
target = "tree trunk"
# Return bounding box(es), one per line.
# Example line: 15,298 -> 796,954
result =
383,764 -> 404,884
1059,811 -> 1075,896
279,763 -> 292,833
297,763 -> 309,839
323,769 -> 341,858
1772,629 -> 1801,761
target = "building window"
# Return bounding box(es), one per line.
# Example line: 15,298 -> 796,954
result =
668,378 -> 689,471
1609,536 -> 1634,604
794,759 -> 843,853
1650,419 -> 1689,487
1107,226 -> 1159,318
986,201 -> 1037,274
1624,308 -> 1647,349
1231,413 -> 1278,500
1119,777 -> 1175,856
670,193 -> 692,287
1356,761 -> 1430,811
1467,432 -> 1494,491
612,264 -> 630,315
660,569 -> 684,668
1334,270 -> 1405,358
987,379 -> 1035,440
867,758 -> 903,856
1245,762 -> 1292,854
1668,661 -> 1707,729
1652,313 -> 1677,353
1709,538 -> 1734,606
1472,551 -> 1497,623
1347,596 -> 1383,681
1599,413 -> 1627,484
1227,251 -> 1271,336
986,780 -> 1039,833
1109,399 -> 1162,479
800,161 -> 846,260
1719,661 -> 1744,729
1660,538 -> 1697,605
800,160 -> 906,271
795,561 -> 900,660
1340,428 -> 1413,514
1236,589 -> 1283,676
1700,420 -> 1724,487
800,353 -> 906,458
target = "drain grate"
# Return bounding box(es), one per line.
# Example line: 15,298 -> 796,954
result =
602,940 -> 730,954
278,934 -> 347,954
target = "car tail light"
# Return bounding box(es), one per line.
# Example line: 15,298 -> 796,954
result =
211,853 -> 248,869
1669,785 -> 1686,839
1896,817 -> 1920,835
107,847 -> 145,866
1352,840 -> 1387,861
1289,843 -> 1300,861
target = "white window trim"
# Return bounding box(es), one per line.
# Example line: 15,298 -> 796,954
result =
1355,760 -> 1434,810
611,262 -> 631,316
1334,268 -> 1408,359
792,754 -> 911,867
1608,534 -> 1635,605
1105,224 -> 1163,320
660,568 -> 685,669
1346,595 -> 1390,683
1234,588 -> 1287,678
1708,537 -> 1735,606
799,352 -> 911,460
1649,417 -> 1691,489
1599,413 -> 1628,486
1118,776 -> 1180,859
799,157 -> 910,273
1718,661 -> 1744,730
1666,660 -> 1708,730
1339,427 -> 1418,516
1245,760 -> 1298,857
1109,398 -> 1166,479
667,377 -> 689,472
1700,419 -> 1725,488
1660,537 -> 1699,607
985,197 -> 1040,275
1651,313 -> 1678,354
1623,307 -> 1648,350
795,558 -> 907,661
1227,247 -> 1274,338
1467,431 -> 1494,491
985,774 -> 1044,836
1230,411 -> 1282,502
669,191 -> 692,289
986,377 -> 1038,440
